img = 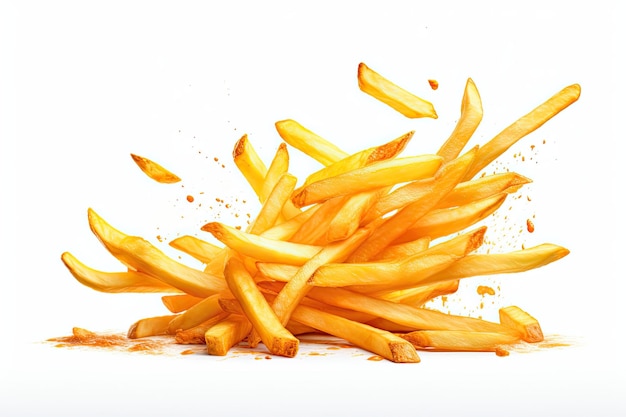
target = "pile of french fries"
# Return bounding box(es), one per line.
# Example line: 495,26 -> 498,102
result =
61,62 -> 580,362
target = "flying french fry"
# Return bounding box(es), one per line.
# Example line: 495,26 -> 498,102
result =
130,153 -> 181,184
357,62 -> 437,119
233,134 -> 268,199
169,235 -> 223,264
275,119 -> 348,166
499,306 -> 544,343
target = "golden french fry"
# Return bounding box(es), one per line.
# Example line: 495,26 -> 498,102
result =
130,153 -> 181,184
247,173 -> 298,235
275,119 -> 348,166
291,303 -> 420,363
233,134 -> 268,199
202,222 -> 322,265
205,315 -> 253,356
372,237 -> 430,261
325,189 -> 386,243
357,62 -> 437,119
299,131 -> 414,189
259,205 -> 321,242
401,330 -> 520,352
223,256 -> 299,357
291,154 -> 443,208
348,148 -> 476,262
288,195 -> 351,245
418,243 -> 570,286
499,306 -> 544,343
161,294 -> 204,313
169,235 -> 223,264
374,280 -> 460,307
396,193 -> 507,244
167,294 -> 225,334
260,143 -> 290,202
437,78 -> 483,163
174,313 -> 230,345
61,252 -> 179,293
127,314 -> 175,339
435,172 -> 531,209
463,84 -> 581,180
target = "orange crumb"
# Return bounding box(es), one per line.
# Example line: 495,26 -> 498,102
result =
186,195 -> 195,203
428,79 -> 439,90
526,219 -> 535,233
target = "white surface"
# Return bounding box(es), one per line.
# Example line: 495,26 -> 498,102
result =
2,1 -> 624,416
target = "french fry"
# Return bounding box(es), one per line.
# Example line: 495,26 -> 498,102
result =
161,294 -> 204,313
233,134 -> 268,199
259,205 -> 321,242
499,305 -> 544,342
325,189 -> 386,243
287,195 -> 351,245
247,173 -> 298,235
205,315 -> 253,356
259,143 -> 290,203
435,172 -> 531,209
395,193 -> 507,243
130,153 -> 181,184
202,222 -> 322,265
357,62 -> 437,119
372,237 -> 430,261
169,235 -> 223,264
463,84 -> 581,180
373,280 -> 460,307
275,119 -> 348,166
61,252 -> 179,293
223,256 -> 299,357
437,78 -> 483,163
291,154 -> 443,208
401,330 -> 520,352
167,294 -> 225,334
127,314 -> 175,339
175,313 -> 230,344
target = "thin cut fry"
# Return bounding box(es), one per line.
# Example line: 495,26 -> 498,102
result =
167,294 -> 225,334
247,173 -> 298,235
358,62 -> 437,119
127,314 -> 175,339
161,294 -> 204,313
402,330 -> 520,352
435,172 -> 531,209
275,119 -> 348,166
130,153 -> 181,184
233,134 -> 268,199
169,235 -> 223,264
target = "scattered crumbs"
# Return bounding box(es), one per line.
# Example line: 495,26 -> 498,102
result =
428,79 -> 439,90
156,235 -> 163,242
265,355 -> 272,360
367,355 -> 384,361
495,347 -> 510,357
477,285 -> 496,296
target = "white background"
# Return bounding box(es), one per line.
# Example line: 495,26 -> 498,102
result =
2,1 -> 624,416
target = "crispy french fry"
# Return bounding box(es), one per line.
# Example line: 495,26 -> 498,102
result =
326,189 -> 386,242
161,294 -> 204,313
130,153 -> 181,184
417,243 -> 570,286
291,303 -> 420,363
247,173 -> 298,235
233,134 -> 268,199
437,78 -> 483,163
348,148 -> 476,261
223,256 -> 299,357
174,313 -> 231,344
61,252 -> 179,293
374,280 -> 460,307
202,222 -> 322,265
292,154 -> 443,208
260,143 -> 290,203
167,294 -> 225,334
401,330 -> 520,352
288,195 -> 350,245
127,314 -> 176,339
463,84 -> 581,180
205,315 -> 253,356
357,62 -> 437,119
435,172 -> 531,209
499,305 -> 544,343
395,193 -> 507,244
260,205 -> 321,241
275,119 -> 348,166
372,237 -> 430,261
169,235 -> 223,264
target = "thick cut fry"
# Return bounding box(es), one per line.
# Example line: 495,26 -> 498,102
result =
357,62 -> 437,119
88,209 -> 227,297
260,205 -> 321,242
395,193 -> 507,243
275,119 -> 348,166
326,189 -> 386,242
174,313 -> 230,344
348,148 -> 476,262
291,154 -> 443,208
463,84 -> 581,180
169,235 -> 223,264
127,315 -> 175,339
130,153 -> 181,184
499,306 -> 544,343
233,134 -> 268,199
288,195 -> 350,245
418,244 -> 570,286
161,294 -> 204,313
437,78 -> 483,163
291,303 -> 420,363
223,257 -> 299,357
299,131 -> 414,189
308,287 -> 516,335
259,143 -> 290,202
402,330 -> 520,352
167,294 -> 225,334
61,252 -> 178,293
247,173 -> 298,235
205,315 -> 253,356
202,222 -> 322,265
435,172 -> 531,210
